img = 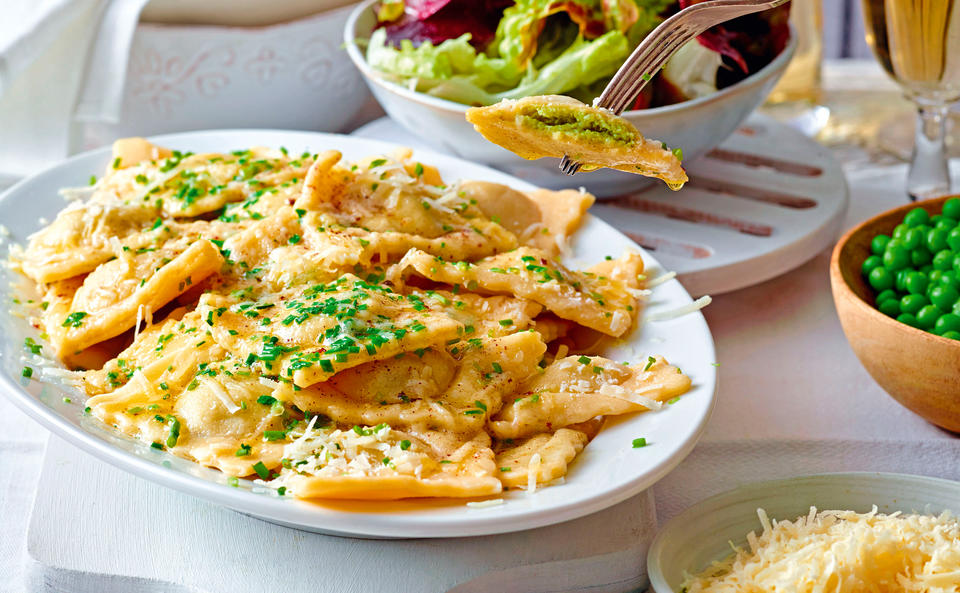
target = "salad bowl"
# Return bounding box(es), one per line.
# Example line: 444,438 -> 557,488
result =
344,0 -> 795,196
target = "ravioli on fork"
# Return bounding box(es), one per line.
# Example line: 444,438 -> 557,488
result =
466,95 -> 688,190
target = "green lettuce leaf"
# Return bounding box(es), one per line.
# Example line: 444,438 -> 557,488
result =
366,28 -> 519,86
364,1 -> 669,106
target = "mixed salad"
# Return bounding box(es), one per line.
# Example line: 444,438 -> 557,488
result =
365,0 -> 791,108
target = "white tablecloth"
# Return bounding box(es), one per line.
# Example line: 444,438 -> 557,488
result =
4,158 -> 957,591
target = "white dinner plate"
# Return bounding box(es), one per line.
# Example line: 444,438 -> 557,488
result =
0,129 -> 717,538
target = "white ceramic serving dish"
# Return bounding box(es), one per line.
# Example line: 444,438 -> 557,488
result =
77,7 -> 371,151
647,472 -> 960,592
344,0 -> 796,195
0,129 -> 717,539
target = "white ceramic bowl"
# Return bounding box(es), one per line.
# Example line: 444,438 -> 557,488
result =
344,0 -> 796,195
647,472 -> 960,592
78,6 -> 371,150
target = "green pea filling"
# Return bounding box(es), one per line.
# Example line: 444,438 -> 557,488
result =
518,104 -> 637,146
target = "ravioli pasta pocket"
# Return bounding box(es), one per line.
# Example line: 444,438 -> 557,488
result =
11,137 -> 691,500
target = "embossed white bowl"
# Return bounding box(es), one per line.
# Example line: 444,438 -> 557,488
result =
78,6 -> 371,149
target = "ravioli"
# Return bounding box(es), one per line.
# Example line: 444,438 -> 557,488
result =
489,354 -> 690,440
394,247 -> 644,336
275,429 -> 502,500
43,239 -> 223,356
494,428 -> 588,489
290,331 -> 546,433
465,95 -> 688,189
196,274 -> 463,387
18,201 -> 161,284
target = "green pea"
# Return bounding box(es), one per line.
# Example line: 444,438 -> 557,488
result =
900,293 -> 929,315
895,269 -> 911,292
861,255 -> 883,276
904,207 -> 930,227
905,272 -> 928,295
928,228 -> 950,252
931,215 -> 944,225
942,330 -> 960,341
933,249 -> 954,271
876,289 -> 898,304
902,227 -> 924,249
892,223 -> 909,239
883,244 -> 910,271
948,227 -> 960,252
953,253 -> 960,274
930,285 -> 959,311
934,313 -> 960,335
897,313 -> 920,328
916,305 -> 941,329
940,271 -> 960,291
936,218 -> 957,232
921,264 -> 934,274
878,298 -> 901,317
911,246 -> 933,267
944,198 -> 960,221
930,269 -> 945,284
954,300 -> 960,316
868,266 -> 894,291
871,234 -> 891,255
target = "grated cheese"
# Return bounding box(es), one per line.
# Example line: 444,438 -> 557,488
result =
684,506 -> 960,593
526,453 -> 541,494
201,377 -> 240,414
646,295 -> 711,322
646,271 -> 677,288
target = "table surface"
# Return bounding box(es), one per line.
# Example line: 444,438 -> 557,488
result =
3,59 -> 959,592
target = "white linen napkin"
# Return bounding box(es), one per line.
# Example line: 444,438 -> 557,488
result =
73,0 -> 152,124
0,0 -> 104,182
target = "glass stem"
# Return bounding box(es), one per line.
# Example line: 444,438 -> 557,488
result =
907,102 -> 951,202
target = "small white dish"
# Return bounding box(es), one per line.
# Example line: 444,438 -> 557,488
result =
0,129 -> 717,538
343,0 -> 796,196
647,472 -> 960,592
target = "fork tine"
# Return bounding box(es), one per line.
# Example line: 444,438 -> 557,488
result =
605,28 -> 697,113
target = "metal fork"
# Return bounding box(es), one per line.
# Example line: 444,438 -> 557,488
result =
559,0 -> 790,175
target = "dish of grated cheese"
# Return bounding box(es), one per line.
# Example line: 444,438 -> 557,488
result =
683,506 -> 960,593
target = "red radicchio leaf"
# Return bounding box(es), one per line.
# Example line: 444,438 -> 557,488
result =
678,0 -> 790,74
378,0 -> 513,50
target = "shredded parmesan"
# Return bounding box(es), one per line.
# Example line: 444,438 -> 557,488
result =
58,185 -> 97,201
646,295 -> 712,322
526,453 -> 541,494
133,304 -> 144,343
684,506 -> 960,593
202,377 -> 240,414
646,271 -> 677,288
257,376 -> 281,390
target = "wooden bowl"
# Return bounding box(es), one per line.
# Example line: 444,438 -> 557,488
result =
830,195 -> 960,432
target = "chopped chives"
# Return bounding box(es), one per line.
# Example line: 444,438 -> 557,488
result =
252,461 -> 270,480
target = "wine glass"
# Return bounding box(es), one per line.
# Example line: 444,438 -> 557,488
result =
862,0 -> 960,201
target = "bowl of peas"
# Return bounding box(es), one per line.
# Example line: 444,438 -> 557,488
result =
831,196 -> 960,432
